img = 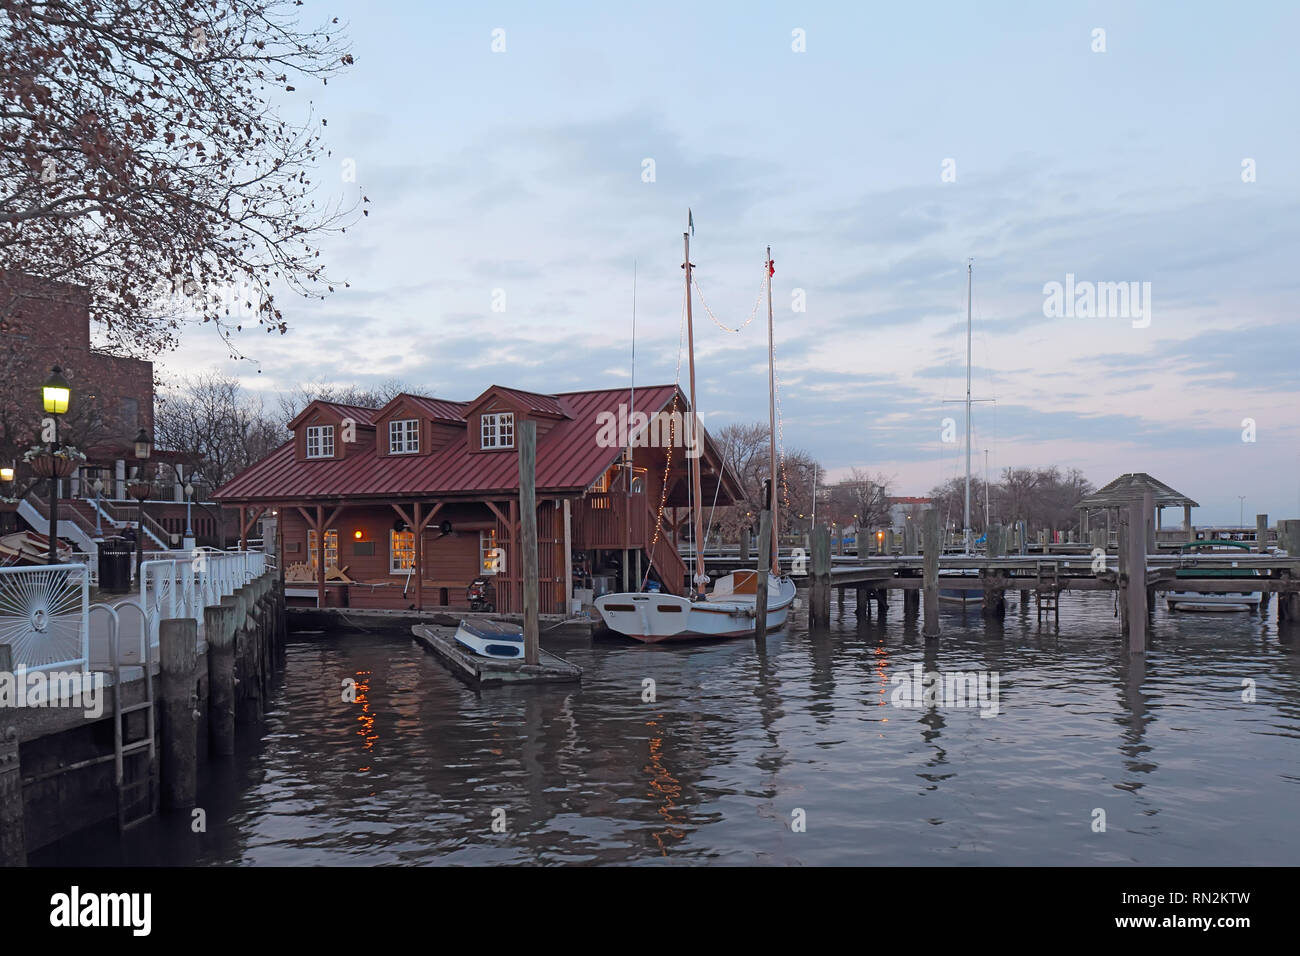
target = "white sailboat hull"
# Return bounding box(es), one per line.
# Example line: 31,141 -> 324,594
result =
596,573 -> 798,643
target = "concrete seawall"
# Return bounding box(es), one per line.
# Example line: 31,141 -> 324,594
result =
0,568 -> 286,863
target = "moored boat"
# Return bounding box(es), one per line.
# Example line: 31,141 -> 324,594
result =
1166,539 -> 1261,612
453,618 -> 526,658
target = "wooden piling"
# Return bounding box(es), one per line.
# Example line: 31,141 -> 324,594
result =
1126,502 -> 1147,653
855,585 -> 869,619
205,600 -> 237,757
159,617 -> 199,808
0,644 -> 25,866
1256,513 -> 1268,553
922,509 -> 939,639
518,421 -> 539,665
903,520 -> 917,555
755,508 -> 771,640
810,525 -> 831,626
740,526 -> 751,562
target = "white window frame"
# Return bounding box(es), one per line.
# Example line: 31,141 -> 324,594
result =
480,530 -> 504,575
390,529 -> 415,574
307,529 -> 338,571
389,418 -> 419,454
481,411 -> 515,450
305,424 -> 335,459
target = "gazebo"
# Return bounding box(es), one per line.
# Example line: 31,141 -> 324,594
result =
1076,472 -> 1199,541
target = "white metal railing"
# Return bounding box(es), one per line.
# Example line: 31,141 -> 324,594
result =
0,563 -> 91,673
139,549 -> 269,650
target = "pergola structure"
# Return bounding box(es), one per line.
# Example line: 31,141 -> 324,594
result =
1076,472 -> 1199,539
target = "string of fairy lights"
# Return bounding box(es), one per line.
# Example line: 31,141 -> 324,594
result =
693,271 -> 765,333
640,281 -> 689,588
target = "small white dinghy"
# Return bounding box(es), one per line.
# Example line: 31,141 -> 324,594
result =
454,619 -> 526,659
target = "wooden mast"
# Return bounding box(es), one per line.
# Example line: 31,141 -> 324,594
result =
766,246 -> 779,576
684,224 -> 705,597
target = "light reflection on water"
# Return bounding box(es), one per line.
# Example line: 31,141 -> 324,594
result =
34,591 -> 1300,865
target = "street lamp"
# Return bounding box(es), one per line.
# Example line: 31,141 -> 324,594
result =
183,481 -> 195,550
1238,495 -> 1246,534
41,365 -> 71,565
92,477 -> 104,537
0,466 -> 12,535
130,428 -> 152,579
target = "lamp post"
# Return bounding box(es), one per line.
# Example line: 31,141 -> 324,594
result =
130,428 -> 153,580
183,481 -> 195,550
0,466 -> 12,535
1238,495 -> 1246,533
41,366 -> 71,565
92,477 -> 104,537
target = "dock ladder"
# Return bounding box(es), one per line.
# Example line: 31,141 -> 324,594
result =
97,602 -> 159,830
1035,560 -> 1061,623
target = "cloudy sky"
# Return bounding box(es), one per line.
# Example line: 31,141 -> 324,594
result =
157,1 -> 1300,524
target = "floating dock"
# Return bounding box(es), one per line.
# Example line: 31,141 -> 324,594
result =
411,624 -> 582,685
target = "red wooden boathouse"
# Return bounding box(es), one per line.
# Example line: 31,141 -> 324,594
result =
213,383 -> 742,613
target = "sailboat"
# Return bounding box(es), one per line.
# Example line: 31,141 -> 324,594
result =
595,225 -> 797,642
939,259 -> 983,606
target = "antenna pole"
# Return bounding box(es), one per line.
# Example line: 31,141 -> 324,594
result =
964,259 -> 973,554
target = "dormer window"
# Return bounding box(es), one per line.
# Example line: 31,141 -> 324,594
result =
481,412 -> 514,449
389,418 -> 419,454
306,425 -> 335,459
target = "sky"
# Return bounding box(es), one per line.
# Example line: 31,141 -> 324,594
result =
155,1 -> 1300,525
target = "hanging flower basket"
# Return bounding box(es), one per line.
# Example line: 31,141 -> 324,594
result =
126,481 -> 153,501
0,498 -> 19,513
24,444 -> 86,479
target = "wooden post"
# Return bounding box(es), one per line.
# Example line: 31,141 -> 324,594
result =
1126,501 -> 1147,653
518,421 -> 540,665
562,499 -> 573,612
160,617 -> 199,808
1184,503 -> 1193,541
903,520 -> 917,555
755,508 -> 771,640
922,509 -> 939,639
315,504 -> 326,609
740,525 -> 751,562
0,645 -> 24,866
1256,514 -> 1268,553
205,600 -> 237,756
809,525 -> 831,626
858,524 -> 870,559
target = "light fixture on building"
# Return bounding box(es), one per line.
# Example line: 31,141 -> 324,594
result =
354,529 -> 364,540
133,428 -> 152,460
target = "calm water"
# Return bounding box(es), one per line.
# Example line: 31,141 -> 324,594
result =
35,591 -> 1300,865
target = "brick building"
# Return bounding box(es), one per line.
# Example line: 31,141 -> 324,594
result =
1,272 -> 223,552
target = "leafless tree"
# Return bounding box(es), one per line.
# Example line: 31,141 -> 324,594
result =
714,422 -> 820,539
276,378 -> 434,425
0,0 -> 364,357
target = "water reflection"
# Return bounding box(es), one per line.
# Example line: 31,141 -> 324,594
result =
30,590 -> 1300,866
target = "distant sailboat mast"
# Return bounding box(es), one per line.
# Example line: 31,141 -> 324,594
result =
766,246 -> 779,575
964,259 -> 973,555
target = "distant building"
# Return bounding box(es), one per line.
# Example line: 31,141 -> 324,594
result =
887,496 -> 932,531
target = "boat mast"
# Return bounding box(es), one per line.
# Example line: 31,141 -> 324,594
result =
964,259 -> 973,555
766,246 -> 779,576
984,447 -> 990,536
684,225 -> 706,597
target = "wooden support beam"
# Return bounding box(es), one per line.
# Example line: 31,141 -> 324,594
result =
316,504 -> 325,608
755,508 -> 771,640
1127,501 -> 1147,653
519,421 -> 539,664
413,502 -> 423,611
1257,513 -> 1269,553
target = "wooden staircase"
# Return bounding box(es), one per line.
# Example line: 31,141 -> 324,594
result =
1035,560 -> 1061,623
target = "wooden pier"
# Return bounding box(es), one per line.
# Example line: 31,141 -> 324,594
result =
410,624 -> 582,685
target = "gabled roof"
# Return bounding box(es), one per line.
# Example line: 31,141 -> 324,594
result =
378,393 -> 469,425
1076,472 -> 1198,509
286,399 -> 381,430
464,384 -> 568,419
214,384 -> 736,502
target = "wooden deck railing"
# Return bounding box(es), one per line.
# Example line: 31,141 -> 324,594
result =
572,492 -> 687,595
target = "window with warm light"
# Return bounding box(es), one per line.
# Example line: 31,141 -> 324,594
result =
480,530 -> 504,574
390,529 -> 415,573
307,529 -> 338,571
480,412 -> 514,449
305,425 -> 335,459
389,418 -> 419,454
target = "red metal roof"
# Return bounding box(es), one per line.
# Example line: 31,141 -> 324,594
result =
286,399 -> 382,430
214,384 -> 733,503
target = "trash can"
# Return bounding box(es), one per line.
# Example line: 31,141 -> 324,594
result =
97,536 -> 132,593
